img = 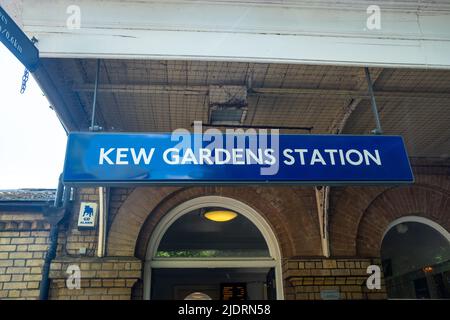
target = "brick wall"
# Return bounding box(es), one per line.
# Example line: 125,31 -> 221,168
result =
58,187 -> 133,257
49,257 -> 141,300
60,188 -> 99,256
0,168 -> 448,300
0,212 -> 51,299
283,258 -> 387,300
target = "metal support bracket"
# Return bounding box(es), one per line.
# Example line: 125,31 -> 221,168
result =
89,59 -> 103,131
364,67 -> 383,135
315,186 -> 330,257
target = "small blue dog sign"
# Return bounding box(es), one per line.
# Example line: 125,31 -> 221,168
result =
78,202 -> 98,229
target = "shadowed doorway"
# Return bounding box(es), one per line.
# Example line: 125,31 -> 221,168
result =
381,217 -> 450,299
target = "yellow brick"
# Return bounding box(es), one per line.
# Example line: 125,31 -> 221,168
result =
14,260 -> 26,267
32,252 -> 45,259
130,262 -> 141,270
90,263 -> 102,270
50,262 -> 62,270
30,231 -> 48,237
341,285 -> 362,292
102,279 -> 114,287
21,290 -> 40,298
108,288 -> 130,295
28,245 -> 48,252
296,293 -> 309,300
322,259 -> 337,269
80,279 -> 90,287
97,270 -> 118,278
8,290 -> 21,298
90,279 -> 102,287
114,279 -> 126,287
78,263 -> 90,270
126,279 -> 137,287
0,245 -> 17,252
0,274 -> 12,282
313,269 -> 331,276
113,263 -> 125,270
27,282 -> 40,289
118,271 -> 140,278
345,261 -> 356,268
24,274 -> 42,281
10,238 -> 34,245
4,282 -> 27,290
30,267 -> 42,274
26,259 -> 43,267
352,292 -> 364,299
9,252 -> 33,259
0,260 -> 14,267
80,271 -> 97,278
85,288 -> 106,295
1,232 -> 20,237
6,267 -> 30,274
34,238 -> 48,244
0,238 -> 11,244
11,274 -> 23,281
102,263 -> 114,270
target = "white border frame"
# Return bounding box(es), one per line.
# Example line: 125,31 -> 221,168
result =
382,215 -> 450,243
143,196 -> 284,300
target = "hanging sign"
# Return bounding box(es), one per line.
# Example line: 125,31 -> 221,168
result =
62,132 -> 414,186
0,6 -> 39,71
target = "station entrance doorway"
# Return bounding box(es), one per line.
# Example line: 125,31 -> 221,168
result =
144,196 -> 283,300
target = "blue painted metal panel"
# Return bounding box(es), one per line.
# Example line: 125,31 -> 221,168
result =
63,132 -> 414,186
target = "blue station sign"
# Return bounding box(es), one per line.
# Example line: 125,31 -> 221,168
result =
63,132 -> 414,186
0,6 -> 39,71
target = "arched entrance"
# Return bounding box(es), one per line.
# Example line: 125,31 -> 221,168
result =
143,196 -> 284,300
381,216 -> 450,299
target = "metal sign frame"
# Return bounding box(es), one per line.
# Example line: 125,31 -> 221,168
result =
62,132 -> 414,186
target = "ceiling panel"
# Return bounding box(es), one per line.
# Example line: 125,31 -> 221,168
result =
41,58 -> 450,159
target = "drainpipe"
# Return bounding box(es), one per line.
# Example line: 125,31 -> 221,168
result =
39,174 -> 70,300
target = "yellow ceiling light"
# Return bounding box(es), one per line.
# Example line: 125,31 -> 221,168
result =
204,210 -> 237,222
423,266 -> 433,273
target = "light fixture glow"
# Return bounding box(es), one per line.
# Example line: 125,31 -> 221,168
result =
423,266 -> 433,273
204,210 -> 237,222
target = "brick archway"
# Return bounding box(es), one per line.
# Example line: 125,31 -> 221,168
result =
329,172 -> 450,257
356,184 -> 450,256
107,186 -> 181,256
107,186 -> 322,259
